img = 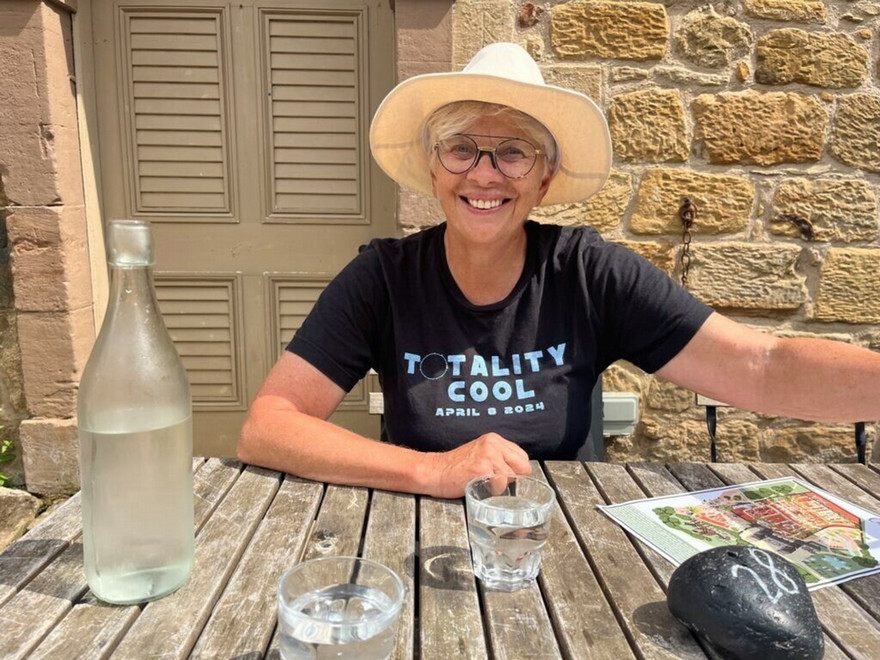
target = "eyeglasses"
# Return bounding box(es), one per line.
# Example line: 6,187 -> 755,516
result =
433,134 -> 544,179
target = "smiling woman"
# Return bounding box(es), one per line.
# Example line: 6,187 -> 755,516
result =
237,42 -> 880,500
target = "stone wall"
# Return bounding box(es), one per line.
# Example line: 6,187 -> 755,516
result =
0,1 -> 95,495
416,0 -> 880,463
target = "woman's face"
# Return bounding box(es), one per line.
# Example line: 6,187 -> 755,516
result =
430,116 -> 553,247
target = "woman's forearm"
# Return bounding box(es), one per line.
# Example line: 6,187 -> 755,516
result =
237,394 -> 434,494
758,337 -> 880,423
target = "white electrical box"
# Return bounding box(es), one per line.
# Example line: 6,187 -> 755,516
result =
602,392 -> 640,437
695,394 -> 730,407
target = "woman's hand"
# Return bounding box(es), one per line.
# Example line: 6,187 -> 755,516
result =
422,433 -> 531,499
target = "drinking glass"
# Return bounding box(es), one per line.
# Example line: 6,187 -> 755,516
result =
465,475 -> 556,591
277,556 -> 405,660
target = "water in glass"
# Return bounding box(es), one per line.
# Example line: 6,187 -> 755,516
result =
278,582 -> 397,659
468,494 -> 551,590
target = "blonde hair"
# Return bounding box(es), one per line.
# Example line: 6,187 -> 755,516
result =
423,101 -> 560,178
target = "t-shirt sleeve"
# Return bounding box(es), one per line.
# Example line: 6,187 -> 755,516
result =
286,246 -> 387,392
589,242 -> 713,374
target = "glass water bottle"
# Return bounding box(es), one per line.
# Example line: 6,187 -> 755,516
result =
78,219 -> 194,604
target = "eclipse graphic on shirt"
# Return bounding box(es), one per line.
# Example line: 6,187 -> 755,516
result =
419,353 -> 449,380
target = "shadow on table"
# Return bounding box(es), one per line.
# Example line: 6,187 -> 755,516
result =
413,545 -> 474,592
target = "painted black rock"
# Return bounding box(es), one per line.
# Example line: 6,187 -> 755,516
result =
667,545 -> 823,660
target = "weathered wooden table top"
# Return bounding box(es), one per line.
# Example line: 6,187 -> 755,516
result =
2,460 -> 880,659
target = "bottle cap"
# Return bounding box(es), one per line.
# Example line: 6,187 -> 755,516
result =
107,219 -> 154,266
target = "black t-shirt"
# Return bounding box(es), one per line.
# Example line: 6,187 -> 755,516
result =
288,221 -> 712,460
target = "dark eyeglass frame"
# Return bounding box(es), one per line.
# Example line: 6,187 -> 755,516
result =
433,133 -> 545,179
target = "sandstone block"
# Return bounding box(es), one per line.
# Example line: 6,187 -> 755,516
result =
653,66 -> 727,86
452,0 -> 516,67
692,91 -> 827,165
674,11 -> 752,69
0,124 -> 85,207
520,35 -> 544,61
602,362 -> 645,395
398,187 -> 445,230
532,170 -> 633,232
0,9 -> 76,130
397,60 -> 452,81
608,89 -> 689,162
0,487 -> 41,552
756,30 -> 868,88
687,242 -> 806,310
614,413 -> 761,462
551,1 -> 668,61
631,168 -> 754,235
830,94 -> 880,172
612,67 -> 650,82
41,5 -> 78,129
616,241 -> 676,274
396,0 -> 453,64
814,248 -> 880,323
0,43 -> 44,128
541,65 -> 603,106
17,307 -> 95,418
744,0 -> 826,23
646,378 -> 692,412
6,205 -> 93,312
761,425 -> 854,462
770,178 -> 878,242
20,417 -> 80,495
697,417 -> 762,462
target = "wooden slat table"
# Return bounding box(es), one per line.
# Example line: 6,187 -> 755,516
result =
2,460 -> 880,659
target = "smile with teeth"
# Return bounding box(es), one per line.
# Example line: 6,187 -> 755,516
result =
464,197 -> 507,210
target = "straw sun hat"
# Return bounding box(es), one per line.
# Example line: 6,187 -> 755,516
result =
369,42 -> 612,207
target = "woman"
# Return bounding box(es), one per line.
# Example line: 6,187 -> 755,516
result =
238,43 -> 880,498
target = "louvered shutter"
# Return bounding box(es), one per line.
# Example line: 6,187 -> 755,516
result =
262,13 -> 364,219
123,11 -> 233,216
156,278 -> 244,408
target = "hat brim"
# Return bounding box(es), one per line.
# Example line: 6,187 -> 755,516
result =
369,72 -> 612,207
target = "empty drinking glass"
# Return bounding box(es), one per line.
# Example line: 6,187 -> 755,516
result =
277,556 -> 405,660
466,475 -> 556,591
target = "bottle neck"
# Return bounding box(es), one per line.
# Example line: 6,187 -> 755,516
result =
106,264 -> 161,321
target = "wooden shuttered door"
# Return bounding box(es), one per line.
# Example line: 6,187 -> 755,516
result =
93,0 -> 397,456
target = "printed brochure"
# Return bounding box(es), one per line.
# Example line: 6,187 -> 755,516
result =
599,476 -> 880,589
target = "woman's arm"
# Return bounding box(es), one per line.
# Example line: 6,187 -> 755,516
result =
657,312 -> 880,423
237,352 -> 531,497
